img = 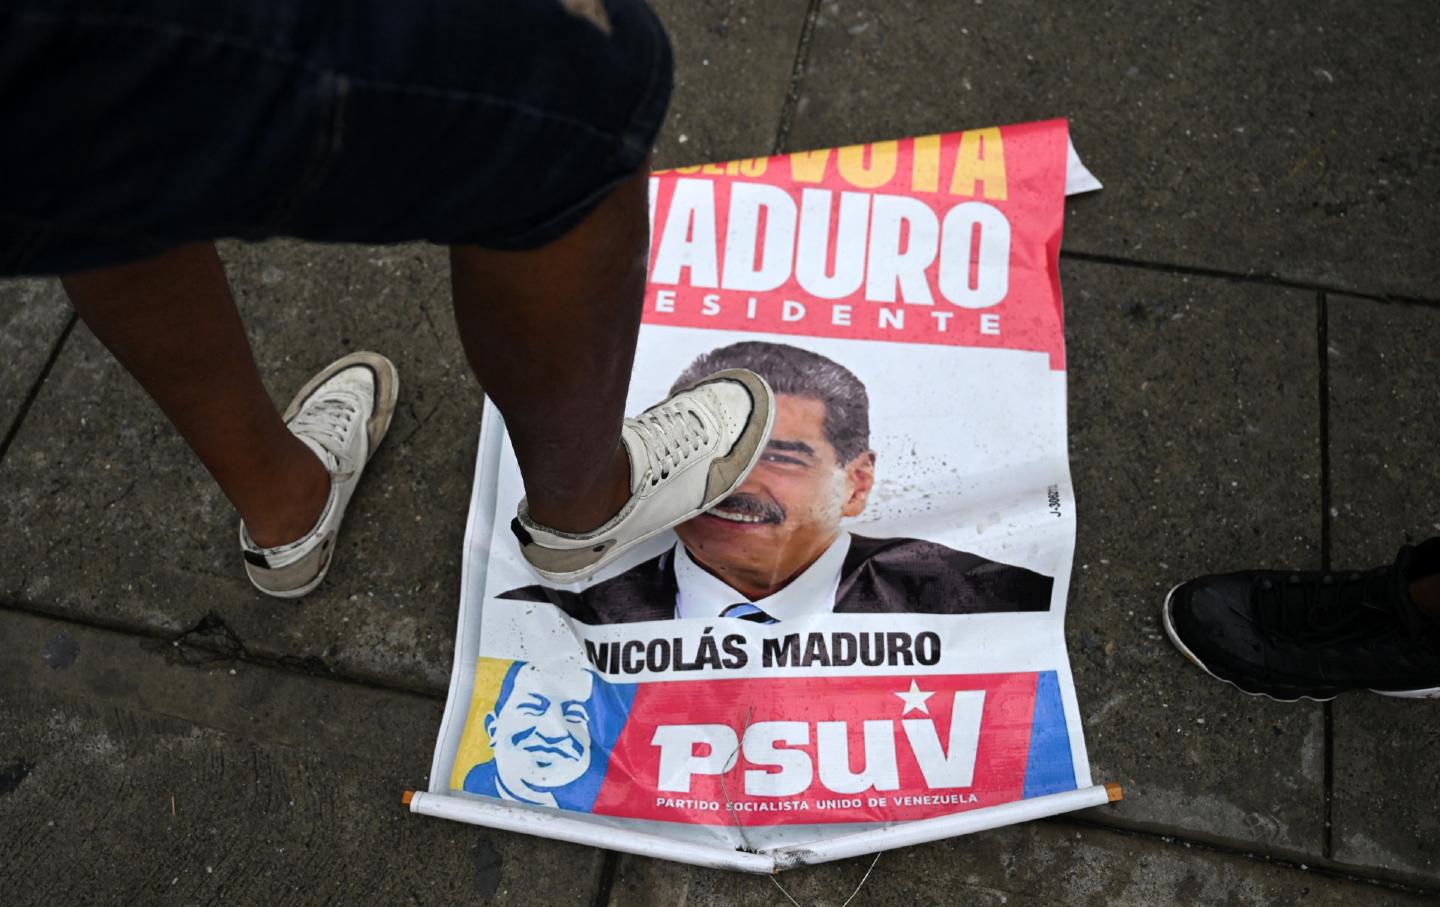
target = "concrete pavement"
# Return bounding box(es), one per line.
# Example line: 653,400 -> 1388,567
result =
3,1 -> 1438,903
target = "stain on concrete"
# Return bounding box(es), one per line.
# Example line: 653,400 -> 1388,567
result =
41,632 -> 78,669
0,758 -> 32,795
470,836 -> 503,899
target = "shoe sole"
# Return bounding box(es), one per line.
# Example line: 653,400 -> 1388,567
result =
248,351 -> 400,599
524,370 -> 776,584
1161,584 -> 1440,702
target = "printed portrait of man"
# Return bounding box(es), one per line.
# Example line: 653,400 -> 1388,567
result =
500,340 -> 1054,624
462,660 -> 628,810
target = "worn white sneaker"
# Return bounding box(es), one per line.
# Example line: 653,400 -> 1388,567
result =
512,368 -> 774,583
240,351 -> 399,599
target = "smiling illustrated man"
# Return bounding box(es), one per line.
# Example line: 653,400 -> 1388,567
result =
500,341 -> 1053,623
463,661 -> 596,807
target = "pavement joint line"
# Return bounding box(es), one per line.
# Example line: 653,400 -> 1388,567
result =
1060,249 -> 1440,308
1056,814 -> 1440,898
1319,291 -> 1333,573
1318,290 -> 1336,862
1323,700 -> 1335,859
590,852 -> 620,907
770,0 -> 823,156
0,596 -> 447,704
0,310 -> 76,466
1071,811 -> 1333,878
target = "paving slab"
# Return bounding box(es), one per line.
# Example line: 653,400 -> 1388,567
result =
610,819 -> 1433,907
1327,295 -> 1440,886
1061,260 -> 1326,857
0,240 -> 476,693
786,0 -> 1440,299
0,277 -> 71,442
0,607 -> 603,907
649,0 -> 812,166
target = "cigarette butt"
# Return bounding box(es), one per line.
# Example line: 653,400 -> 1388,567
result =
1104,782 -> 1124,803
170,795 -> 176,817
402,790 -> 415,806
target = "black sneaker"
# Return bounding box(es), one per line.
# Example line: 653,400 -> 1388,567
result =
1162,538 -> 1440,701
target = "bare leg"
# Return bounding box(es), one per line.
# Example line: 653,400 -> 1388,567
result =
61,243 -> 328,548
63,164 -> 649,547
451,168 -> 649,533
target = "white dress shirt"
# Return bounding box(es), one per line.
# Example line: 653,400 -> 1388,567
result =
673,531 -> 852,621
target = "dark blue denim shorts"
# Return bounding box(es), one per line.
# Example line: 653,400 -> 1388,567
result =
0,0 -> 672,275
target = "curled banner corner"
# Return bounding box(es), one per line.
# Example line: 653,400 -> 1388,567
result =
1065,136 -> 1103,196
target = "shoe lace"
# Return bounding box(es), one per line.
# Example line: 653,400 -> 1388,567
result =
290,392 -> 361,456
1252,567 -> 1400,647
630,400 -> 711,486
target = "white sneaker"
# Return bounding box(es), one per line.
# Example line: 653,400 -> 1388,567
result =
512,368 -> 774,583
240,351 -> 399,599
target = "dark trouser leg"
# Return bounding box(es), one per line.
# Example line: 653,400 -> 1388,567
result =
450,167 -> 649,534
61,243 -> 328,548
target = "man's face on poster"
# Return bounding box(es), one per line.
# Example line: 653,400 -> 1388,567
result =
485,664 -> 594,795
675,394 -> 875,593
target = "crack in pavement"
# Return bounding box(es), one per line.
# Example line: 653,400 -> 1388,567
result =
154,611 -> 344,681
156,610 -> 249,667
399,394 -> 445,448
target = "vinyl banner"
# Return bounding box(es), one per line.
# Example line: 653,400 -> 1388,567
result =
418,119 -> 1110,872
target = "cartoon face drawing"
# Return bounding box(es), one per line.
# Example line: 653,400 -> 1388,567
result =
484,662 -> 595,802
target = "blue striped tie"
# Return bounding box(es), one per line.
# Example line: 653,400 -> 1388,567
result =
720,602 -> 778,624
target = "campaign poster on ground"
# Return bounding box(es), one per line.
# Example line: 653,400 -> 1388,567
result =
417,119 -> 1110,871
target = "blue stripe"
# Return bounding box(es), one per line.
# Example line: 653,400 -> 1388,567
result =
1022,670 -> 1077,798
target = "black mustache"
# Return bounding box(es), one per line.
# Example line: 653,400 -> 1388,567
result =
710,493 -> 785,523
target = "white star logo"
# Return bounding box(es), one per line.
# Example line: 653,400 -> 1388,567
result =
894,680 -> 935,715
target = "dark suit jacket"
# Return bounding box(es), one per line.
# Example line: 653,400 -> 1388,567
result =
498,535 -> 1053,625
